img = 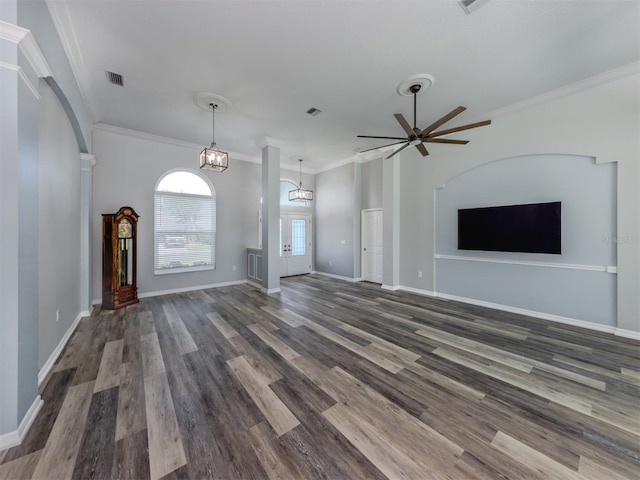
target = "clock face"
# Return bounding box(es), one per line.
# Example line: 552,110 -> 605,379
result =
118,220 -> 132,239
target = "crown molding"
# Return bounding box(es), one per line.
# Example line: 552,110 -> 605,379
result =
315,151 -> 384,174
45,0 -> 97,122
316,156 -> 357,173
258,136 -> 285,150
0,20 -> 28,44
489,61 -> 640,120
0,20 -> 53,78
0,61 -> 41,99
93,123 -> 262,164
19,32 -> 53,78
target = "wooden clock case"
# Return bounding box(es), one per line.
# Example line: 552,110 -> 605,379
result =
102,206 -> 139,309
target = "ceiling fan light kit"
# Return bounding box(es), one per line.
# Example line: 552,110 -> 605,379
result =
358,76 -> 491,159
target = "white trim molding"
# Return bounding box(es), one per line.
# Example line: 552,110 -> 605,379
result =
435,254 -> 617,274
258,136 -> 285,150
0,395 -> 43,451
0,19 -> 28,44
397,285 -> 436,297
19,31 -> 53,77
392,285 -> 639,340
314,271 -> 362,283
80,153 -> 97,170
93,123 -> 261,164
0,61 -> 41,99
488,61 -> 640,121
0,20 -> 53,77
614,329 -> 640,341
38,311 -> 85,386
261,287 -> 282,294
90,279 -> 250,304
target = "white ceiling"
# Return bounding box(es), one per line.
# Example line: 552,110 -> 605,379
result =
48,0 -> 639,171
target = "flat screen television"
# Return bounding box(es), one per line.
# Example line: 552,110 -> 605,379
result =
458,201 -> 561,254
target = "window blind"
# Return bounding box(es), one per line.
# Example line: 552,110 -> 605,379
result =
154,190 -> 215,273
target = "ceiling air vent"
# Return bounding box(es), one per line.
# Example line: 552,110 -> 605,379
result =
105,70 -> 124,86
306,107 -> 322,117
459,0 -> 489,15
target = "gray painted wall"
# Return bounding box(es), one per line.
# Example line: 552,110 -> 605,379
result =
92,127 -> 262,300
19,0 -> 92,152
315,163 -> 356,277
435,154 -> 616,326
0,48 -> 20,437
16,52 -> 40,432
38,80 -> 82,367
361,157 -> 383,210
399,70 -> 639,333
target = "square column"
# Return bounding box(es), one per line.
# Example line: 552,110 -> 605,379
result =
261,139 -> 281,293
382,154 -> 400,289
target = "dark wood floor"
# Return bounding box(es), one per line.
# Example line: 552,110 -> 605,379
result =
1,274 -> 639,479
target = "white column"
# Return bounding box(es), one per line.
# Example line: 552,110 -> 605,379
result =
80,154 -> 96,314
0,18 -> 43,445
260,137 -> 281,293
382,154 -> 400,289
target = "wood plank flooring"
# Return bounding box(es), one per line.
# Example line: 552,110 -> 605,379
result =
1,274 -> 639,479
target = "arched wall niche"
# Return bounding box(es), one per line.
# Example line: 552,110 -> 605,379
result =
434,153 -> 617,327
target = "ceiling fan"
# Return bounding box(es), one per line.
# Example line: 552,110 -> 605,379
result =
357,84 -> 491,159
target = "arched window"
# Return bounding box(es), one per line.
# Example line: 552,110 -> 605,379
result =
154,170 -> 216,274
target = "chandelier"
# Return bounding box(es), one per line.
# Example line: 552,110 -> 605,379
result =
289,158 -> 313,201
199,103 -> 228,172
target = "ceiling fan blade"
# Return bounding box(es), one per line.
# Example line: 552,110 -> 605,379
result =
420,106 -> 466,136
357,135 -> 409,140
425,138 -> 469,144
385,142 -> 411,159
394,113 -> 415,137
358,140 -> 407,154
416,143 -> 429,156
429,119 -> 492,138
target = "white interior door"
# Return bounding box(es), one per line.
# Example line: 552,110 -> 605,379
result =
362,209 -> 383,283
280,214 -> 312,277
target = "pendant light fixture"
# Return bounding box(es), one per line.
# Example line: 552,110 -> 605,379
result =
200,103 -> 228,172
289,158 -> 313,201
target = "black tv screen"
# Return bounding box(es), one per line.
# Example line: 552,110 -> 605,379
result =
458,201 -> 561,254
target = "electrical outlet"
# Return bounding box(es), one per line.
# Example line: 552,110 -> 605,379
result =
232,265 -> 237,271
329,260 -> 333,266
56,309 -> 60,322
340,239 -> 346,245
418,271 -> 423,278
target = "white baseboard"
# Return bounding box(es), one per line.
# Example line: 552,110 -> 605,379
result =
313,271 -> 362,283
139,279 -> 248,299
0,395 -> 43,451
381,284 -> 400,291
615,328 -> 640,341
93,279 -> 249,305
38,310 -> 86,386
431,290 -> 619,335
394,285 -> 640,340
396,285 -> 436,297
262,287 -> 281,294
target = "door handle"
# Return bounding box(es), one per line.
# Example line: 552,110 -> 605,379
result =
363,248 -> 367,251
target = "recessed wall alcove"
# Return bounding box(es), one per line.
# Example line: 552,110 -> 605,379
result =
434,154 -> 617,327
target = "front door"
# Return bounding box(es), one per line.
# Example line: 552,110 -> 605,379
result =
280,214 -> 312,277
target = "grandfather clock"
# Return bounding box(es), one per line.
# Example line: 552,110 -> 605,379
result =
102,206 -> 139,309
